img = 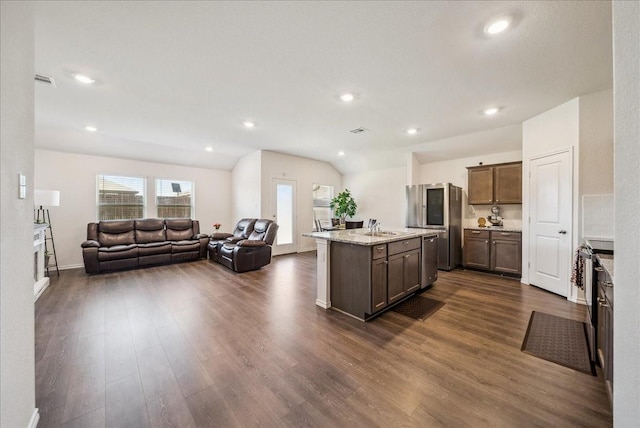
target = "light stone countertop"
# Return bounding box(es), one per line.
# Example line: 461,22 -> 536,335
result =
465,226 -> 522,233
302,228 -> 438,246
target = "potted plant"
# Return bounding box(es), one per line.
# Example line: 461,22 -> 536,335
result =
330,189 -> 358,226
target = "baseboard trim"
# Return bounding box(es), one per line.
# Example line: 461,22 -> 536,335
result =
28,408 -> 39,428
58,263 -> 84,271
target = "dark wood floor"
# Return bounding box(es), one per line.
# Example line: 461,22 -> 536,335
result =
35,252 -> 612,427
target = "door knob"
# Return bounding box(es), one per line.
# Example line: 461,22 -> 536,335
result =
558,230 -> 567,234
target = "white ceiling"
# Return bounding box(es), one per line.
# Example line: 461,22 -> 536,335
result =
34,1 -> 612,174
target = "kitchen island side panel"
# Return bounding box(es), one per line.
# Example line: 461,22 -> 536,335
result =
330,242 -> 372,319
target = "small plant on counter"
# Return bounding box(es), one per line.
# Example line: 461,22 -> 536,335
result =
330,189 -> 358,223
213,223 -> 221,230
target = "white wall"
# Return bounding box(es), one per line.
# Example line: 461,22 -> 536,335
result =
522,98 -> 580,288
231,150 -> 262,221
34,150 -> 231,268
613,1 -> 640,424
0,2 -> 37,427
260,151 -> 342,253
343,166 -> 407,230
419,150 -> 523,229
579,89 -> 614,241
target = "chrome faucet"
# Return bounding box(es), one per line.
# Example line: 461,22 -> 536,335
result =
368,219 -> 379,233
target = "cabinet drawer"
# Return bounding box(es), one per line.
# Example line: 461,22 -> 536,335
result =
388,238 -> 420,255
491,231 -> 521,241
371,244 -> 387,260
464,229 -> 490,239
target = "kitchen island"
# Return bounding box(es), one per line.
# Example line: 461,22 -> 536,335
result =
303,228 -> 438,320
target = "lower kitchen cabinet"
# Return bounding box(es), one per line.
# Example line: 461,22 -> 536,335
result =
371,257 -> 388,312
330,237 -> 422,320
387,248 -> 421,304
463,230 -> 491,269
491,231 -> 521,274
463,229 -> 521,275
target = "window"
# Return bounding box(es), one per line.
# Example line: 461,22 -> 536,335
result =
312,184 -> 333,228
97,174 -> 145,220
156,179 -> 194,219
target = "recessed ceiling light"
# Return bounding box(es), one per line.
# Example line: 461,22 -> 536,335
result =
484,107 -> 499,116
85,126 -> 97,132
74,74 -> 95,84
205,147 -> 213,152
242,121 -> 255,128
338,151 -> 345,156
340,93 -> 354,102
406,128 -> 418,135
484,17 -> 511,35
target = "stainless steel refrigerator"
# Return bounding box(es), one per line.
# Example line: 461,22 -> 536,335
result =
406,183 -> 462,271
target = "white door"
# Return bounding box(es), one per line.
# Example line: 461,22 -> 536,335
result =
529,150 -> 573,297
271,179 -> 297,255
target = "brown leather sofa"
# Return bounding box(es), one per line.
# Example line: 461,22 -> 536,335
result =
81,218 -> 208,274
214,219 -> 278,272
207,218 -> 256,262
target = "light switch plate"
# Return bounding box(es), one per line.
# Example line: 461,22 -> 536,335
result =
18,174 -> 26,199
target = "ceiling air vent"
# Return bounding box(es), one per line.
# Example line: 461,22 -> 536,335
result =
350,127 -> 368,134
34,73 -> 56,88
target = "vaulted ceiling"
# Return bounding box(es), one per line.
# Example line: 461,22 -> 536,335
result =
34,1 -> 612,174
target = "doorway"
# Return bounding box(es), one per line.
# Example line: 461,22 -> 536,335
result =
528,149 -> 573,297
271,178 -> 297,255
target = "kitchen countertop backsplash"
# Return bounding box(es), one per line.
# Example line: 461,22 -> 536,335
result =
464,204 -> 522,230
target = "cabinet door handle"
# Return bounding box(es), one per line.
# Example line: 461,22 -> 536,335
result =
597,297 -> 610,307
404,241 -> 409,245
404,254 -> 410,258
429,239 -> 435,242
383,261 -> 388,264
603,281 -> 613,287
376,246 -> 385,251
485,240 -> 488,243
492,241 -> 496,244
558,230 -> 567,234
471,231 -> 480,234
594,267 -> 604,272
500,232 -> 511,236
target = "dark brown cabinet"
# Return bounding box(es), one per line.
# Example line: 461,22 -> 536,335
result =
464,229 -> 521,275
491,231 -> 521,274
463,230 -> 491,269
330,237 -> 422,320
467,161 -> 522,205
388,248 -> 421,304
371,257 -> 388,312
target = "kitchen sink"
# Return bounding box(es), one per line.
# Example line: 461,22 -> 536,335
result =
361,231 -> 400,237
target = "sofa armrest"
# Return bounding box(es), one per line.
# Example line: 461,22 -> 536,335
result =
194,233 -> 209,239
81,240 -> 100,248
237,240 -> 267,247
211,232 -> 233,240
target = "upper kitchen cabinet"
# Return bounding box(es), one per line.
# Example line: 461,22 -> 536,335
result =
466,161 -> 522,204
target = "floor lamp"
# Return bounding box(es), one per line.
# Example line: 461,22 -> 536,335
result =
34,189 -> 60,277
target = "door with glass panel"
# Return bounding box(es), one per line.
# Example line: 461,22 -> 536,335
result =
271,179 -> 297,255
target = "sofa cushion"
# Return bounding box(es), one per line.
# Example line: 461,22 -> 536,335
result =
98,220 -> 135,246
99,230 -> 135,247
166,219 -> 194,241
171,240 -> 200,253
138,242 -> 171,256
98,244 -> 138,261
135,218 -> 166,243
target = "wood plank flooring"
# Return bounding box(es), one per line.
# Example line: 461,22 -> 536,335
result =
35,252 -> 612,427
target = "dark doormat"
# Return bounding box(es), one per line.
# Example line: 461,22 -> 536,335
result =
390,295 -> 445,321
521,311 -> 595,375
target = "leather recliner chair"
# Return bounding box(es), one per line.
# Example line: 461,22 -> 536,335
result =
218,219 -> 279,272
207,218 -> 256,262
